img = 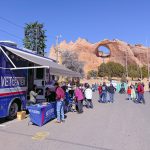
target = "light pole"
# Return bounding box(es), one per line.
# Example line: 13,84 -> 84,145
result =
55,34 -> 62,63
145,39 -> 150,80
125,49 -> 128,78
139,55 -> 143,80
147,47 -> 150,81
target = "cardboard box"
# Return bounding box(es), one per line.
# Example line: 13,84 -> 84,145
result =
17,111 -> 26,120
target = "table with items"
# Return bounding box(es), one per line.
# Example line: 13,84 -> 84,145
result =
27,102 -> 56,126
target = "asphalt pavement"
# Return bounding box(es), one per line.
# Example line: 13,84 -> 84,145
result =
0,92 -> 150,150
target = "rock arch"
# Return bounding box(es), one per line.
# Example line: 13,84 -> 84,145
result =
95,40 -> 114,58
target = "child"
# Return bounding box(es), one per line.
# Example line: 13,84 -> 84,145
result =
127,86 -> 131,100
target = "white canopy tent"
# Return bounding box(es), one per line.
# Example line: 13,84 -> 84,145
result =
0,44 -> 81,77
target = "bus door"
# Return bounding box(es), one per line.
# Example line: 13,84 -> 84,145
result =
34,68 -> 46,101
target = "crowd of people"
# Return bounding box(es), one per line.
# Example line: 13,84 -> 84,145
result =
97,81 -> 146,104
29,80 -> 147,124
98,82 -> 116,103
127,82 -> 145,104
29,81 -> 94,123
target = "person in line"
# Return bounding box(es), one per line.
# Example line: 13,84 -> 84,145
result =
137,82 -> 145,104
127,86 -> 131,100
54,82 -> 65,123
74,84 -> 84,113
98,83 -> 102,102
45,87 -> 51,102
108,83 -> 116,103
101,82 -> 108,103
29,85 -> 40,105
84,84 -> 93,108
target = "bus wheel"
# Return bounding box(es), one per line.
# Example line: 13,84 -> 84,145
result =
8,102 -> 18,120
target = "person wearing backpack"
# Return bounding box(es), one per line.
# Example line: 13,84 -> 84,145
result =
137,82 -> 145,104
101,82 -> 108,103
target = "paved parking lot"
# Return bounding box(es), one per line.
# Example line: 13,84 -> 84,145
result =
0,92 -> 150,150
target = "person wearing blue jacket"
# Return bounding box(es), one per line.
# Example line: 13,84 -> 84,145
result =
101,82 -> 108,103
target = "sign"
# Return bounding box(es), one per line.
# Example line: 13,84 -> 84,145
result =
0,76 -> 26,87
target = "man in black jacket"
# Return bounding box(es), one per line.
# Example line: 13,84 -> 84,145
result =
108,84 -> 116,103
101,82 -> 108,103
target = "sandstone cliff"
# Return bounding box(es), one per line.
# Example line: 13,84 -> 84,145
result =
49,38 -> 150,74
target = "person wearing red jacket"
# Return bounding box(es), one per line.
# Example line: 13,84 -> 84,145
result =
98,84 -> 102,102
127,86 -> 131,100
137,82 -> 145,104
54,82 -> 65,123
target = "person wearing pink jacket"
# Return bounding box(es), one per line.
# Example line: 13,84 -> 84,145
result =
74,84 -> 84,113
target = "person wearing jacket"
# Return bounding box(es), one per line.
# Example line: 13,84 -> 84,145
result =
84,84 -> 93,108
54,82 -> 65,123
29,84 -> 40,104
98,84 -> 102,102
74,84 -> 84,113
101,82 -> 108,103
108,84 -> 116,103
127,86 -> 131,100
137,82 -> 145,104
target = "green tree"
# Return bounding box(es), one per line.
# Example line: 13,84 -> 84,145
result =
107,62 -> 125,77
141,65 -> 148,78
98,62 -> 125,77
98,63 -> 108,77
128,64 -> 140,79
23,21 -> 47,56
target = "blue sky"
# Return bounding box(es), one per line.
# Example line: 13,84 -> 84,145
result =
0,0 -> 150,54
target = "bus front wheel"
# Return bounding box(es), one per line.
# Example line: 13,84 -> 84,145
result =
8,102 -> 18,120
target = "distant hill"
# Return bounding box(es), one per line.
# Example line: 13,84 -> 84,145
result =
49,38 -> 150,75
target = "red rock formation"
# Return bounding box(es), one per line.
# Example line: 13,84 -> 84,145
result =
49,38 -> 150,75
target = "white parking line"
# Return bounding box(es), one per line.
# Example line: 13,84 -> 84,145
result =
0,125 -> 6,127
0,119 -> 19,127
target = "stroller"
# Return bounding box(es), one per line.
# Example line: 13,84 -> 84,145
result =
65,91 -> 76,112
119,87 -> 126,94
119,83 -> 126,94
